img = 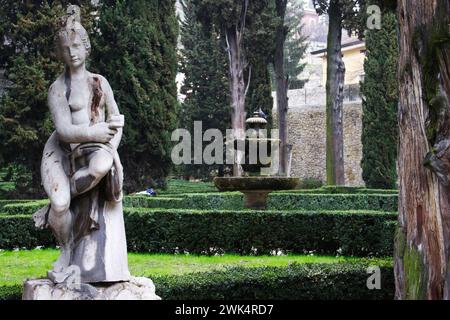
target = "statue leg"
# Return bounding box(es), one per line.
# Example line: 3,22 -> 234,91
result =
41,133 -> 72,273
70,148 -> 114,197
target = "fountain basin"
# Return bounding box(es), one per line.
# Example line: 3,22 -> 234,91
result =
214,177 -> 299,210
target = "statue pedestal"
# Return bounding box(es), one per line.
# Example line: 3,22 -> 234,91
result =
22,277 -> 161,300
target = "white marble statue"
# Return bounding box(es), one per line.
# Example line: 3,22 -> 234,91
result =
33,5 -> 130,284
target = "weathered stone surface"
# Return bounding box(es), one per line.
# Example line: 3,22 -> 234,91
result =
23,277 -> 161,300
273,100 -> 364,186
34,5 -> 131,285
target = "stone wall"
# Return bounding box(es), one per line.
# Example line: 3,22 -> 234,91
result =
273,91 -> 364,186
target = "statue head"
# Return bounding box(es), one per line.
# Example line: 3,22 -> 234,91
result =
55,5 -> 91,68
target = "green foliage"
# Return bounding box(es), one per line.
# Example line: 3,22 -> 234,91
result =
192,0 -> 278,120
178,0 -> 230,178
90,0 -> 178,191
282,185 -> 398,194
0,1 -> 95,195
244,1 -> 277,126
297,178 -> 324,189
0,261 -> 394,300
179,0 -> 230,133
1,200 -> 49,215
0,208 -> 396,256
284,0 -> 308,89
174,192 -> 398,211
313,0 -> 367,37
361,10 -> 398,189
0,191 -> 398,213
154,262 -> 394,300
0,215 -> 55,249
0,199 -> 32,211
155,179 -> 217,194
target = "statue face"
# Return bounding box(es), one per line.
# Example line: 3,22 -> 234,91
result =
58,32 -> 87,69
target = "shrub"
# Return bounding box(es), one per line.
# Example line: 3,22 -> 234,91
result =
154,262 -> 394,300
297,178 -> 323,189
175,193 -> 398,211
123,196 -> 184,209
0,215 -> 54,249
0,199 -> 33,211
0,209 -> 396,256
0,262 -> 394,300
277,186 -> 398,194
124,209 -> 396,256
1,200 -> 49,215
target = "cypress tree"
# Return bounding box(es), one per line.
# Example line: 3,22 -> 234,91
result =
245,0 -> 277,128
178,0 -> 230,178
0,1 -> 95,195
284,0 -> 308,90
360,10 -> 398,189
91,0 -> 178,190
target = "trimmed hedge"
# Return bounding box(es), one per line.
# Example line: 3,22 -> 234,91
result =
176,193 -> 398,211
280,185 -> 398,195
123,196 -> 184,209
124,209 -> 396,256
0,209 -> 396,256
0,262 -> 394,300
0,214 -> 54,249
0,199 -> 34,211
0,192 -> 398,214
155,262 -> 394,300
156,179 -> 217,195
1,200 -> 49,215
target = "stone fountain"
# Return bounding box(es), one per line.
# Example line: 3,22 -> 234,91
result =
214,110 -> 299,210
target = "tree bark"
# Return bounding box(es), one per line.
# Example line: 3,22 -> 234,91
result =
274,0 -> 289,176
225,1 -> 249,177
226,28 -> 246,177
325,0 -> 345,185
395,0 -> 450,299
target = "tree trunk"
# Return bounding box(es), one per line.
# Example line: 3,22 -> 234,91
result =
226,27 -> 246,177
395,0 -> 450,299
325,1 -> 345,185
274,0 -> 289,176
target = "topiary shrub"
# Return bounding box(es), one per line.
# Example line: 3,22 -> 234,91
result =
0,209 -> 395,256
0,262 -> 394,300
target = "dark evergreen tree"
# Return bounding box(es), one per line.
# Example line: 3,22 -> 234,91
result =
284,0 -> 308,89
193,0 -> 277,176
361,10 -> 398,189
245,1 -> 277,128
178,0 -> 230,178
91,0 -> 178,191
0,0 -> 95,195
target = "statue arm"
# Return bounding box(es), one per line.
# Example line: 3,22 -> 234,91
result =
48,83 -> 94,144
102,77 -> 123,150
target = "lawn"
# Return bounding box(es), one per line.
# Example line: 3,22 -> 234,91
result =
0,249 -> 365,286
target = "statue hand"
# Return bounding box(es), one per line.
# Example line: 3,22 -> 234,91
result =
89,122 -> 118,143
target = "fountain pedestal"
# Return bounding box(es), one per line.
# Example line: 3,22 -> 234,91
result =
214,177 -> 299,210
242,190 -> 270,210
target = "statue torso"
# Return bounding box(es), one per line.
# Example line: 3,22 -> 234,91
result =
55,71 -> 106,127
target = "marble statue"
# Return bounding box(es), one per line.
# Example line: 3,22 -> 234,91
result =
25,5 -> 159,299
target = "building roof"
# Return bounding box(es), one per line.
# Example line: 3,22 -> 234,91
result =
310,40 -> 365,56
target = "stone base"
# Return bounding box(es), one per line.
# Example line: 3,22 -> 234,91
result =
23,277 -> 161,300
242,190 -> 270,210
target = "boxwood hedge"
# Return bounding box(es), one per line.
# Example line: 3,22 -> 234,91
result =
0,192 -> 398,214
0,209 -> 396,256
177,193 -> 398,211
0,262 -> 394,300
155,262 -> 394,300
